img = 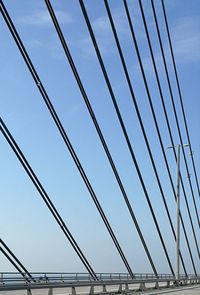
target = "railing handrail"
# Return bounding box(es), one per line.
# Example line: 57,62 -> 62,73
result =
0,271 -> 198,284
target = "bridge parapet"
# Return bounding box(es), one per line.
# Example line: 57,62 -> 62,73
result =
0,272 -> 200,294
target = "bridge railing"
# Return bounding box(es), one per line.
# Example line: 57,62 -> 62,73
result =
1,272 -> 200,294
0,272 -> 197,286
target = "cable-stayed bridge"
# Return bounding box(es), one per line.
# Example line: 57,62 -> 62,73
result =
0,0 -> 200,294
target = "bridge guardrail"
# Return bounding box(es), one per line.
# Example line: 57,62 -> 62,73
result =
0,272 -> 197,285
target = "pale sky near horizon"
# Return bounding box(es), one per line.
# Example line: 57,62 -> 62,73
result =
0,0 -> 200,275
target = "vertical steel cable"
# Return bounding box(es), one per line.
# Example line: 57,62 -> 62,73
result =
44,0 -> 158,276
161,0 -> 200,205
0,1 -> 134,278
103,0 -> 174,275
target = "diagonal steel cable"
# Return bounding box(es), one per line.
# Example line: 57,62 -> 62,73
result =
132,0 -> 199,273
151,0 -> 200,230
124,0 -> 199,274
161,0 -> 200,206
0,239 -> 33,281
151,0 -> 200,250
44,0 -> 158,276
0,118 -> 97,280
136,0 -> 200,270
0,1 -> 134,278
122,0 -> 191,275
103,0 -> 174,275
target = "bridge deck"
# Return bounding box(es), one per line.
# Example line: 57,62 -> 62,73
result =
1,285 -> 200,295
142,285 -> 200,294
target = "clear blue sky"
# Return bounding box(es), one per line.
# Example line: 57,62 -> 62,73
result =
1,0 -> 200,274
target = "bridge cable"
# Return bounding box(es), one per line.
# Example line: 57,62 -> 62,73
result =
122,0 -> 190,276
0,118 -> 97,280
133,0 -> 199,273
150,0 -> 200,262
151,0 -> 200,231
0,1 -> 134,279
138,0 -> 199,272
78,0 -> 186,276
138,0 -> 200,267
124,0 -> 198,275
0,247 -> 26,279
44,0 -> 157,277
161,0 -> 200,206
0,239 -> 33,280
103,0 -> 174,275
